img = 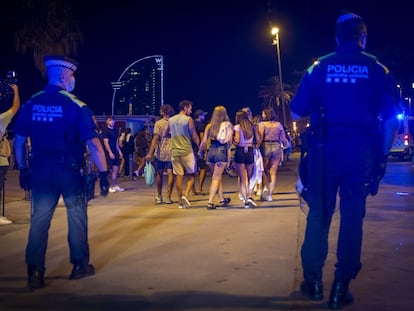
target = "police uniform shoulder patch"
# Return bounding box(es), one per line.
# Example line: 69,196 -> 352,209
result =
59,90 -> 87,108
307,64 -> 317,75
318,52 -> 335,62
307,52 -> 335,75
361,51 -> 377,61
31,90 -> 46,99
376,61 -> 390,74
361,51 -> 390,74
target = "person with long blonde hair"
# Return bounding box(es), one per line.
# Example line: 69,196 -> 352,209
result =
198,105 -> 233,209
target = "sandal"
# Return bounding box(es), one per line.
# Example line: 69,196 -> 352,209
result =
194,190 -> 208,196
207,202 -> 216,210
220,197 -> 231,207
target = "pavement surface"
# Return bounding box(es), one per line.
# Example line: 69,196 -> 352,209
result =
0,152 -> 413,311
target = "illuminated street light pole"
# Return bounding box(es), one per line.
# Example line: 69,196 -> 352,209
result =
410,82 -> 414,115
271,27 -> 286,126
405,97 -> 412,115
397,84 -> 402,101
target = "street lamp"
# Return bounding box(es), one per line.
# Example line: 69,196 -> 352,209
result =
397,84 -> 402,101
405,97 -> 412,115
271,27 -> 286,126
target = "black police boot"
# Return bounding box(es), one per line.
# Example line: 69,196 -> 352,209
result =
70,263 -> 95,280
27,265 -> 45,289
328,280 -> 354,309
300,280 -> 323,301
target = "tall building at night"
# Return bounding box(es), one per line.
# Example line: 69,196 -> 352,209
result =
111,55 -> 163,116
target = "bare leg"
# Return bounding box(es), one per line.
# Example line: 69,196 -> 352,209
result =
268,158 -> 280,199
262,157 -> 270,190
112,165 -> 119,186
208,163 -> 226,203
197,168 -> 207,193
245,163 -> 254,199
156,169 -> 163,196
236,163 -> 249,202
184,174 -> 195,198
166,169 -> 174,201
137,157 -> 145,175
176,174 -> 184,205
118,158 -> 125,177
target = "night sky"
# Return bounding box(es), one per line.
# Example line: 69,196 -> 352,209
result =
1,0 -> 413,119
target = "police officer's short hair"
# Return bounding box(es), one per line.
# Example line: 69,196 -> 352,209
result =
336,12 -> 367,43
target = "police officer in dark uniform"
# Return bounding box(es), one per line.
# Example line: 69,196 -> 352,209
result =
13,55 -> 109,289
290,12 -> 399,309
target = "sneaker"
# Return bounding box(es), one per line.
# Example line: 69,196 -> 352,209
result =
181,196 -> 191,208
0,216 -> 12,225
267,195 -> 273,202
243,200 -> 250,209
178,204 -> 185,209
109,187 -> 116,193
155,195 -> 163,204
238,192 -> 244,201
220,197 -> 231,207
112,185 -> 125,192
261,188 -> 269,201
247,197 -> 257,208
70,264 -> 95,280
166,198 -> 173,204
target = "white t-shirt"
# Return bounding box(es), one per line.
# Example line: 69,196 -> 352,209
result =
234,124 -> 253,147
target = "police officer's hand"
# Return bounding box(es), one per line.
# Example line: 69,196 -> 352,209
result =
19,168 -> 31,190
99,171 -> 110,197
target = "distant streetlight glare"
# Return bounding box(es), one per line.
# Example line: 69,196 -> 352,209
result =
396,84 -> 402,100
271,26 -> 286,126
271,27 -> 279,35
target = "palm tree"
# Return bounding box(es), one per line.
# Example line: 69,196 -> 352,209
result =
14,0 -> 83,77
258,76 -> 295,125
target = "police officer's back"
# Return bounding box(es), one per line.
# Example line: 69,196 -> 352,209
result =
13,55 -> 109,289
290,12 -> 399,309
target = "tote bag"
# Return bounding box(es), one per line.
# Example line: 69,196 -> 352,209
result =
144,161 -> 155,187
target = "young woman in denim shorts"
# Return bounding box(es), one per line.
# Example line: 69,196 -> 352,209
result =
258,107 -> 288,202
198,106 -> 233,209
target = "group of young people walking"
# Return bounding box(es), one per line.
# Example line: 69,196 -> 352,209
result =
145,99 -> 289,210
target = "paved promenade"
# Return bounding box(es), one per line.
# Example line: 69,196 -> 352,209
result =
0,153 -> 413,311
